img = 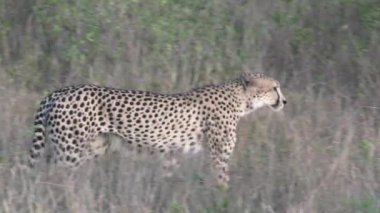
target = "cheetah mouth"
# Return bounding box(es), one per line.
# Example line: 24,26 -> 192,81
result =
269,99 -> 283,111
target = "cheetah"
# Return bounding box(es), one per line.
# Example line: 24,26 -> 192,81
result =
28,72 -> 286,187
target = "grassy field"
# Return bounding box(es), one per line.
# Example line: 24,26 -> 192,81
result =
0,0 -> 379,212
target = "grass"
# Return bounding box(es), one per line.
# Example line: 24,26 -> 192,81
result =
0,0 -> 379,212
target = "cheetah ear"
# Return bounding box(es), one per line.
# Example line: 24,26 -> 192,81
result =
240,72 -> 262,89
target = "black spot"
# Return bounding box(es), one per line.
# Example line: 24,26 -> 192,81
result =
35,128 -> 44,133
33,144 -> 41,150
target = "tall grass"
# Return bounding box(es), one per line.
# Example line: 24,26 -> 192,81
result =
0,0 -> 379,212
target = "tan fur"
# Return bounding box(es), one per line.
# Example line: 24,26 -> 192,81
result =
28,72 -> 286,188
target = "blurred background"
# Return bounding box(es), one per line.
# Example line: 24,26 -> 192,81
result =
0,0 -> 379,212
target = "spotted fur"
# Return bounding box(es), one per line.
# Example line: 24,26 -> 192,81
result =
28,72 -> 286,187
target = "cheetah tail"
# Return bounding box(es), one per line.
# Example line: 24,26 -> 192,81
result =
28,104 -> 47,168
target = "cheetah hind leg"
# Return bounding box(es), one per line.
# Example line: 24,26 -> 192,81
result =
46,134 -> 110,169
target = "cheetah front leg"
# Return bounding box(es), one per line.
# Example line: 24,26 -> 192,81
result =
207,126 -> 236,189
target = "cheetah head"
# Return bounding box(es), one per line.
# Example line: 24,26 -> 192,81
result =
241,72 -> 287,113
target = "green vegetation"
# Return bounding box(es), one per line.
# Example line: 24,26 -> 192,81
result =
351,194 -> 380,213
0,0 -> 379,212
169,200 -> 186,213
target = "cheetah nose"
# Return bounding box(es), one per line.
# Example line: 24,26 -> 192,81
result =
283,100 -> 287,105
